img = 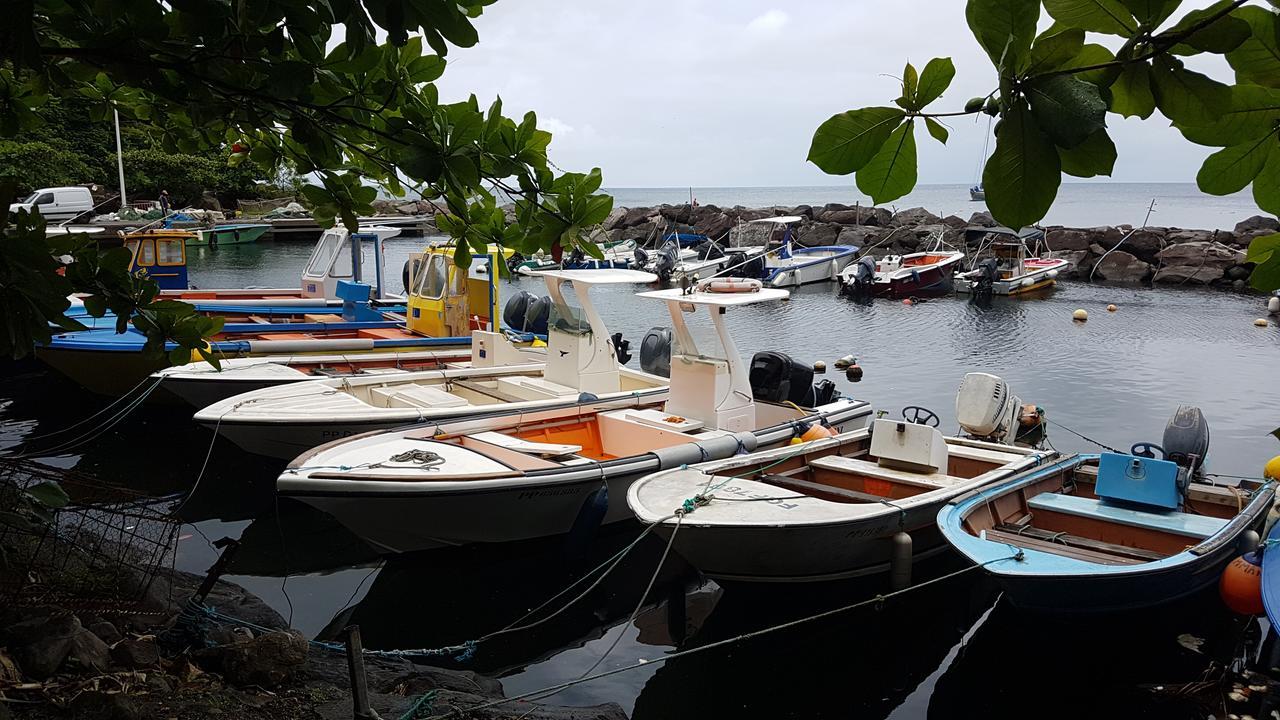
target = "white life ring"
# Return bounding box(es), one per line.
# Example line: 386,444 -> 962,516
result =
700,277 -> 762,294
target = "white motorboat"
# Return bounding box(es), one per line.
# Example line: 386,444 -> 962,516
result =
627,374 -> 1055,582
196,269 -> 665,459
953,226 -> 1071,296
671,244 -> 767,283
277,281 -> 873,552
753,216 -> 858,287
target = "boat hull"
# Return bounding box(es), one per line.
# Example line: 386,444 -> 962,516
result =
35,346 -> 170,397
954,259 -> 1068,296
764,246 -> 857,287
189,224 -> 271,246
872,264 -> 957,298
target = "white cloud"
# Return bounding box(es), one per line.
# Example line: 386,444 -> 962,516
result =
745,9 -> 789,35
540,117 -> 575,136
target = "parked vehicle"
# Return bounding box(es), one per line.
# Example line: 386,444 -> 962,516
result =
9,186 -> 95,222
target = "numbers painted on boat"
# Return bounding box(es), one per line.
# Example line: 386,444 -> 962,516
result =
718,485 -> 799,510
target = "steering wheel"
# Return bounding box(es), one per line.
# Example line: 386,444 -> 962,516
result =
1130,442 -> 1165,459
901,406 -> 940,428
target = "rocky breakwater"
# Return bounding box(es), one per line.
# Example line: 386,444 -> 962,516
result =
598,202 -> 1279,289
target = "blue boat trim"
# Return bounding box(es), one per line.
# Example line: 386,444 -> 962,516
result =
764,245 -> 859,282
1262,520 -> 1280,626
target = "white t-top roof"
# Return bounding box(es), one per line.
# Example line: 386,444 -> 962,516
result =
635,286 -> 789,306
748,215 -> 804,225
533,268 -> 658,285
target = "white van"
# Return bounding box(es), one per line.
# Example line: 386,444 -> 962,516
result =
9,186 -> 96,222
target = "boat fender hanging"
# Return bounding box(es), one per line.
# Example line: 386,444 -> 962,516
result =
890,531 -> 913,591
1220,551 -> 1264,615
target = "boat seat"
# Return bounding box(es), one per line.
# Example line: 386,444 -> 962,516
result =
304,313 -> 335,323
370,384 -> 469,410
807,454 -> 959,490
358,328 -> 409,340
259,332 -> 312,341
1026,493 -> 1228,539
469,431 -> 581,458
947,445 -> 1026,465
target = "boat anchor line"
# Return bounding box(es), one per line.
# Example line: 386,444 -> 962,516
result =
2,373 -> 167,459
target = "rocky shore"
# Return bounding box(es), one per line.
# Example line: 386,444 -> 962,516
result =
0,568 -> 624,720
581,203 -> 1278,289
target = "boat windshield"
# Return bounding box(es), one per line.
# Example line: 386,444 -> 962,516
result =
673,306 -> 729,363
549,281 -> 590,336
413,255 -> 448,299
304,232 -> 344,277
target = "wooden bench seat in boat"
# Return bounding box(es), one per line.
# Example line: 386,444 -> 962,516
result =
1026,493 -> 1228,539
358,328 -> 409,340
946,445 -> 1025,465
983,528 -> 1146,566
807,454 -> 961,490
304,314 -> 335,323
469,431 -> 582,458
993,522 -> 1166,562
764,474 -> 893,504
370,384 -> 469,410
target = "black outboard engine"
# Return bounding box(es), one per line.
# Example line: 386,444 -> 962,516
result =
724,250 -> 766,280
1162,405 -> 1209,479
696,243 -> 725,261
505,252 -> 524,276
502,291 -> 550,335
973,258 -> 999,294
843,256 -> 876,295
749,351 -> 814,405
611,332 -> 632,365
567,247 -> 586,267
639,327 -> 672,377
633,247 -> 650,269
653,244 -> 678,282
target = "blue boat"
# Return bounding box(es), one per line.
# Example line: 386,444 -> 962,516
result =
1261,520 -> 1280,625
938,408 -> 1274,612
748,216 -> 858,287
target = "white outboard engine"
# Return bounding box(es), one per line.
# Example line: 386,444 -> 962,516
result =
956,372 -> 1022,444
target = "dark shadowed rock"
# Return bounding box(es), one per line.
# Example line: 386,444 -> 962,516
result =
212,631 -> 309,688
3,614 -> 80,679
66,625 -> 111,673
1116,228 -> 1166,259
112,636 -> 161,669
1225,264 -> 1252,280
603,207 -> 628,230
88,620 -> 122,646
788,204 -> 814,220
1044,228 -> 1093,251
70,690 -> 141,720
837,226 -> 883,248
891,207 -> 941,227
795,222 -> 842,247
1046,251 -> 1088,277
818,206 -> 892,226
619,206 -> 659,228
1092,251 -> 1151,283
1235,215 -> 1280,236
942,214 -> 968,229
968,211 -> 995,227
696,211 -> 735,240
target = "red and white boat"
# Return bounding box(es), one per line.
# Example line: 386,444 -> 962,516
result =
839,250 -> 965,299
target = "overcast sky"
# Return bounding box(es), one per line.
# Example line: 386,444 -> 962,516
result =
430,0 -> 1223,188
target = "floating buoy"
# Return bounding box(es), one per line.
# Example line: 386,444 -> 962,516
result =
902,298 -> 914,306
1107,304 -> 1117,312
1264,454 -> 1280,480
846,364 -> 863,382
1268,296 -> 1279,313
813,360 -> 826,374
789,436 -> 805,445
1072,309 -> 1088,321
1255,318 -> 1269,327
798,422 -> 835,443
1220,552 -> 1264,615
834,354 -> 856,369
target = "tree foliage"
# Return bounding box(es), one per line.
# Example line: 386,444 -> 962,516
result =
0,0 -> 614,360
807,0 -> 1280,291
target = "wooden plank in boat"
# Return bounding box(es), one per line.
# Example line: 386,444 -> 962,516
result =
1186,483 -> 1250,508
808,454 -> 957,489
984,528 -> 1144,566
995,523 -> 1165,562
763,474 -> 885,503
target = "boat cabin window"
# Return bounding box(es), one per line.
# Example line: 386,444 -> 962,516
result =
156,237 -> 185,266
303,231 -> 359,279
135,239 -> 156,267
413,255 -> 448,299
549,281 -> 590,335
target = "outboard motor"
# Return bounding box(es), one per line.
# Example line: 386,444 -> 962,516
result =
611,332 -> 632,365
724,250 -> 766,280
502,291 -> 550,335
955,372 -> 1045,447
749,351 -> 815,405
1162,405 -> 1209,478
505,252 -> 525,276
633,246 -> 650,269
973,258 -> 999,295
696,243 -> 725,261
843,256 -> 876,295
639,326 -> 672,377
566,247 -> 587,268
653,244 -> 678,282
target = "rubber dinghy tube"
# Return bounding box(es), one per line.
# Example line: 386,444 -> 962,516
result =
700,277 -> 762,293
649,431 -> 759,469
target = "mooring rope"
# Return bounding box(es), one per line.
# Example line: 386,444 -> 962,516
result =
5,375 -> 167,458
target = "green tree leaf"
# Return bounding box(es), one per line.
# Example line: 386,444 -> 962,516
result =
1226,6 -> 1280,88
1058,43 -> 1117,86
983,102 -> 1062,229
1109,62 -> 1155,119
899,62 -> 919,109
1026,74 -> 1107,148
855,121 -> 917,204
1118,0 -> 1179,26
1247,233 -> 1280,291
915,58 -> 956,108
1166,0 -> 1251,55
807,107 -> 906,175
966,0 -> 1039,70
1176,84 -> 1280,146
1026,25 -> 1085,73
1196,135 -> 1275,195
26,481 -> 69,509
925,117 -> 949,144
1149,55 -> 1230,125
1059,128 -> 1117,177
1254,151 -> 1280,215
1043,0 -> 1136,36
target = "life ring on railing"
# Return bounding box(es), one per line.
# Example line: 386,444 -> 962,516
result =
700,277 -> 762,294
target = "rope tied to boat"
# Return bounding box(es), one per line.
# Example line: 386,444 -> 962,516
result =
678,494 -> 710,515
376,449 -> 445,467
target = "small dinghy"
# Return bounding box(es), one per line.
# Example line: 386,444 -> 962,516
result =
278,280 -> 872,552
953,226 -> 1070,296
937,406 -> 1275,612
752,217 -> 858,287
627,373 -> 1053,582
839,249 -> 965,299
198,270 -> 664,459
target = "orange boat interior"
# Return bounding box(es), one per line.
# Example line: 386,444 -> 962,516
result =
902,253 -> 957,268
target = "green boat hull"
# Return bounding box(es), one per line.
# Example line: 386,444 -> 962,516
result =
187,224 -> 271,246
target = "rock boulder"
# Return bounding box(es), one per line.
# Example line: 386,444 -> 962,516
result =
795,222 -> 842,247
3,614 -> 81,679
968,211 -> 996,227
891,207 -> 941,227
203,630 -> 309,688
1235,215 -> 1280,236
1092,251 -> 1151,283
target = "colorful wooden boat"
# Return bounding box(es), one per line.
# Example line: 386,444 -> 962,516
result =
953,226 -> 1071,296
938,427 -> 1273,612
839,250 -> 966,299
193,270 -> 662,459
629,416 -> 1054,582
188,223 -> 271,246
278,281 -> 873,552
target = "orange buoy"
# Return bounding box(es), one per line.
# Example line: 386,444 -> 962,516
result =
1220,552 -> 1264,615
902,298 -> 913,306
799,422 -> 835,443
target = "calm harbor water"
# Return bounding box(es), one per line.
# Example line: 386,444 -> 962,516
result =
2,232 -> 1278,718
